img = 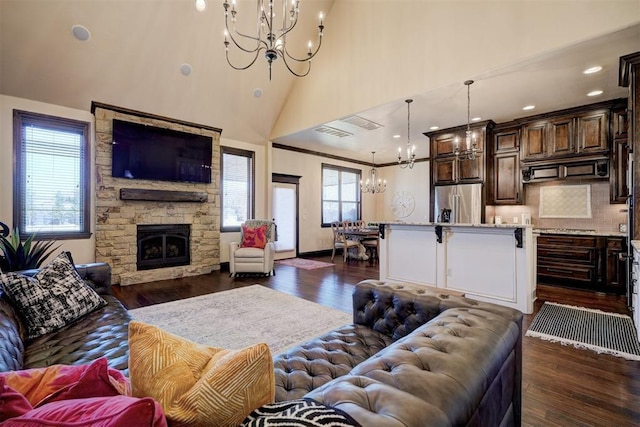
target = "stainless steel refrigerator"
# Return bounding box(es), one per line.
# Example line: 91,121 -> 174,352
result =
434,183 -> 483,224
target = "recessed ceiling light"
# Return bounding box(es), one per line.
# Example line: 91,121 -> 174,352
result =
471,117 -> 482,122
523,105 -> 535,111
195,0 -> 207,11
392,134 -> 401,139
583,66 -> 603,74
179,63 -> 192,76
429,126 -> 439,130
587,90 -> 603,97
253,88 -> 263,98
71,24 -> 90,41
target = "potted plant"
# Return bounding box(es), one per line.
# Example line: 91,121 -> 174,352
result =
0,225 -> 60,272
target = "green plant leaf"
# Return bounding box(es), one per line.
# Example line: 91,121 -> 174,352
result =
0,227 -> 59,271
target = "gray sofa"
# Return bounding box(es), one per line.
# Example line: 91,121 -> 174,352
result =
272,280 -> 523,427
1,263 -> 522,426
0,262 -> 131,375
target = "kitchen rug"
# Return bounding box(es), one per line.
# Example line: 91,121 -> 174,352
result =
276,258 -> 335,270
526,301 -> 640,360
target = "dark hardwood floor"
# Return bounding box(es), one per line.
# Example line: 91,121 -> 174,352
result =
112,255 -> 640,427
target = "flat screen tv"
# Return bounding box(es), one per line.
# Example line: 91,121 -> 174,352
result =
111,119 -> 212,184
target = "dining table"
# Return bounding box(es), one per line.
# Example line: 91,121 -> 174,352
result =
338,228 -> 379,265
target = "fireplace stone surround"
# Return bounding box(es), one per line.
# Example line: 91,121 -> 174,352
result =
92,103 -> 221,286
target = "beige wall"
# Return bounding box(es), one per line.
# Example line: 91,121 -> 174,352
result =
272,148 -> 377,253
272,149 -> 432,254
219,137 -> 268,263
375,162 -> 431,223
0,95 -> 96,264
272,0 -> 640,139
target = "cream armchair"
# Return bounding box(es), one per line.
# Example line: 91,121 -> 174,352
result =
229,220 -> 277,277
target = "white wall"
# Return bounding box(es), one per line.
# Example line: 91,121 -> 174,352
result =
272,1 -> 640,139
219,138 -> 268,263
375,161 -> 431,223
0,95 -> 96,264
272,148 -> 431,254
272,148 -> 377,253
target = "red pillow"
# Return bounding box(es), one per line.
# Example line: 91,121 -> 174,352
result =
1,396 -> 167,427
0,357 -> 130,408
241,224 -> 268,249
0,377 -> 33,421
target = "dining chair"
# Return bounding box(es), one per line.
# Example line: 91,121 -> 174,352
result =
330,221 -> 360,262
355,219 -> 366,229
362,237 -> 379,263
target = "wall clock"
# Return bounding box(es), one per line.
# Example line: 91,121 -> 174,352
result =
391,191 -> 415,218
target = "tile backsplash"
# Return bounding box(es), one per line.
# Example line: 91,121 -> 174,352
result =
487,181 -> 627,232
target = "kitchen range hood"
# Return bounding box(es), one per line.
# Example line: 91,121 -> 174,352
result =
521,156 -> 609,183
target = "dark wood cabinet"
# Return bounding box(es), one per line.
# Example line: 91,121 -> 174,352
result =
427,120 -> 494,186
548,115 -> 574,157
577,110 -> 609,154
490,126 -> 522,205
612,107 -> 629,139
520,104 -> 612,162
521,121 -> 547,161
458,153 -> 484,182
433,157 -> 456,185
605,237 -> 626,293
610,106 -> 629,203
537,234 -> 626,294
537,235 -> 598,287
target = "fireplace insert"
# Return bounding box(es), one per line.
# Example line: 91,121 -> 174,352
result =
137,224 -> 190,270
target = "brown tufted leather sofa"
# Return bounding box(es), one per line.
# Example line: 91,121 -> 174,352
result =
274,280 -> 523,427
0,262 -> 131,376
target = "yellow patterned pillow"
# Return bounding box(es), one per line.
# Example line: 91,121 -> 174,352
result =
128,320 -> 274,427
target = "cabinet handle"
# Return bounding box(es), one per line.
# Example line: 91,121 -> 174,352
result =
546,267 -> 571,273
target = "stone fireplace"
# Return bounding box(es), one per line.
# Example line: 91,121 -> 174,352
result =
92,103 -> 221,285
137,224 -> 190,270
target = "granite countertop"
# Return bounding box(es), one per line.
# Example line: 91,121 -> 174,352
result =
631,240 -> 640,251
534,228 -> 626,237
380,221 -> 532,229
379,222 -> 625,237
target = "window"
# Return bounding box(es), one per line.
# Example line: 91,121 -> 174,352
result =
13,110 -> 91,240
221,147 -> 254,232
321,164 -> 361,226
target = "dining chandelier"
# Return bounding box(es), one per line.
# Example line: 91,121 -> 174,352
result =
454,80 -> 478,160
361,152 -> 386,194
221,0 -> 325,80
398,99 -> 416,169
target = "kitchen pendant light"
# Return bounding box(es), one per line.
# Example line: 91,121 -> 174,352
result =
361,152 -> 386,194
398,99 -> 416,169
454,80 -> 478,160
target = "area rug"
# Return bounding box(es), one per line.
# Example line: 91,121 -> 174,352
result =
276,258 -> 334,270
526,302 -> 640,361
129,285 -> 351,354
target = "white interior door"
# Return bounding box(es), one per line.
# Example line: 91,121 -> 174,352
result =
272,182 -> 297,260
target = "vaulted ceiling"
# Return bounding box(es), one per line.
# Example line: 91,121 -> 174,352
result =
2,1 -> 639,163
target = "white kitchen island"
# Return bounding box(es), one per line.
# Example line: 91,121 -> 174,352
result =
378,222 -> 536,314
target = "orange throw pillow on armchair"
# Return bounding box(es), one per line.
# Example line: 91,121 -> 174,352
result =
241,224 -> 268,249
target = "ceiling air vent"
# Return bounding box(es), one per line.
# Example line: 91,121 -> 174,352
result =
340,115 -> 384,131
314,125 -> 353,138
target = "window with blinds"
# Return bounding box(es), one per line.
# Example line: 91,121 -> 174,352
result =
221,147 -> 254,232
13,110 -> 91,239
321,164 -> 361,226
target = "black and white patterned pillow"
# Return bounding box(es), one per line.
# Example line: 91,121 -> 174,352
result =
0,252 -> 106,340
242,398 -> 361,427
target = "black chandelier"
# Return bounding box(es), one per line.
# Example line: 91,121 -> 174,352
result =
222,0 -> 325,80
